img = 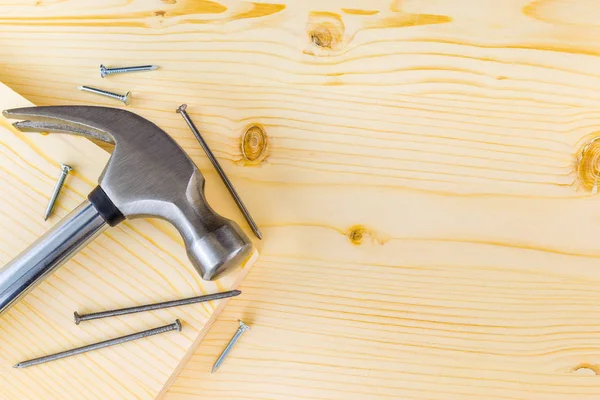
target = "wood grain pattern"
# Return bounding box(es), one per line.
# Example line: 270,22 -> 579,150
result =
0,83 -> 258,399
0,0 -> 599,399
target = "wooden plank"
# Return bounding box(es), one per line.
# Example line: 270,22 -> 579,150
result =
0,0 -> 599,399
0,82 -> 258,400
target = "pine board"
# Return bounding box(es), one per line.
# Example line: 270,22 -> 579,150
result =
0,82 -> 258,400
0,0 -> 599,399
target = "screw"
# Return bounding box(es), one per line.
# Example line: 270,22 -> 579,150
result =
100,64 -> 159,78
78,85 -> 132,105
74,289 -> 241,324
211,320 -> 250,373
44,163 -> 72,221
14,320 -> 182,369
177,104 -> 262,240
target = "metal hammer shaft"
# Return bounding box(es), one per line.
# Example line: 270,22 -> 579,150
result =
0,201 -> 106,315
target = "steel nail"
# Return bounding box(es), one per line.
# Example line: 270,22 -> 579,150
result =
177,104 -> 262,240
74,290 -> 241,324
14,320 -> 182,369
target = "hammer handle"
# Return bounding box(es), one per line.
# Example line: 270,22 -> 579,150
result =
0,200 -> 107,316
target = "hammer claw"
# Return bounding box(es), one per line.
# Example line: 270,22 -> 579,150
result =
12,120 -> 114,144
3,106 -> 75,122
4,106 -> 116,144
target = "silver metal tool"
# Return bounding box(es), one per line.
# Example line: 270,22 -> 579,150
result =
212,319 -> 250,373
14,319 -> 182,368
78,86 -> 132,105
44,163 -> 72,220
177,104 -> 262,240
74,289 -> 241,324
100,64 -> 159,78
0,106 -> 252,317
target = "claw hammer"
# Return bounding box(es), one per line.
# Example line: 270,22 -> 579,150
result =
0,106 -> 252,316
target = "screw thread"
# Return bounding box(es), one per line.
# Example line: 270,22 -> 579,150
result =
104,67 -> 129,75
103,65 -> 158,76
78,86 -> 130,105
211,320 -> 249,373
44,165 -> 71,220
98,89 -> 122,100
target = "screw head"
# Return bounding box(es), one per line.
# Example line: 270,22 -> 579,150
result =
175,319 -> 183,331
74,311 -> 82,325
238,320 -> 250,332
60,163 -> 73,173
100,64 -> 108,78
176,104 -> 187,113
122,91 -> 132,106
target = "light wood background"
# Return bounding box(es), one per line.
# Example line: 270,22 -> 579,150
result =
0,0 -> 599,399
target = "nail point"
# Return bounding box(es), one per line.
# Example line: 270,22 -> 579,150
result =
13,363 -> 23,369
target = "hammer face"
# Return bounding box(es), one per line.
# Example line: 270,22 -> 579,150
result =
188,224 -> 252,280
4,105 -> 253,281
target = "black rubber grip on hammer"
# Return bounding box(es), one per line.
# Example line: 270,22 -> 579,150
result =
88,186 -> 125,227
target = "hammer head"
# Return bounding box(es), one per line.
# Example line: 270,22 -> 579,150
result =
3,106 -> 252,280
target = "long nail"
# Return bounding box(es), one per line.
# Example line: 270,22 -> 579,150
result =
14,320 -> 182,368
177,104 -> 262,239
74,290 -> 241,324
